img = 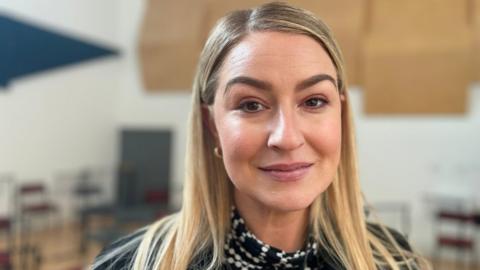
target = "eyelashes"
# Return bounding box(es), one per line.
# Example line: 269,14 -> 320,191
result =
236,96 -> 329,113
238,100 -> 267,113
303,97 -> 328,109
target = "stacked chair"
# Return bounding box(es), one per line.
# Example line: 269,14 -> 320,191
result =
74,168 -> 118,256
16,181 -> 57,270
433,207 -> 477,269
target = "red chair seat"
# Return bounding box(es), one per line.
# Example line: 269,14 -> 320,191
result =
22,203 -> 55,213
145,190 -> 169,204
19,184 -> 45,194
438,211 -> 473,222
438,236 -> 474,249
0,218 -> 10,229
0,252 -> 11,265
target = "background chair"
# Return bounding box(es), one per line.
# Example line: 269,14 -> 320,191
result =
0,174 -> 14,270
0,218 -> 13,270
433,207 -> 476,270
81,163 -> 175,255
16,180 -> 58,269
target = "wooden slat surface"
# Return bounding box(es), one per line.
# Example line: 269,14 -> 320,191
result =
362,0 -> 472,114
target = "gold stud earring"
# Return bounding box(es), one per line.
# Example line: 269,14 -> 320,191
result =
214,147 -> 223,158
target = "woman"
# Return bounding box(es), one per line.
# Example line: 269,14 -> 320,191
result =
93,2 -> 429,269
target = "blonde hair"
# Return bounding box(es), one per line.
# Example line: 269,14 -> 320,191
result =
94,2 -> 430,270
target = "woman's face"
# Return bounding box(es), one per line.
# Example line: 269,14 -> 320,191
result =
210,31 -> 343,212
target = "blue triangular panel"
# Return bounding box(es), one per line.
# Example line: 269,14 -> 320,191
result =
0,13 -> 119,88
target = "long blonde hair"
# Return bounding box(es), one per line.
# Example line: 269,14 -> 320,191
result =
95,2 -> 429,270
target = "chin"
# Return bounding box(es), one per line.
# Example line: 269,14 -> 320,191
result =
261,193 -> 318,213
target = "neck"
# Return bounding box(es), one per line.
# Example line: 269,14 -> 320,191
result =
234,193 -> 309,252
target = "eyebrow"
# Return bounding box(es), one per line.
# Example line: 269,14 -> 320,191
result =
224,74 -> 337,96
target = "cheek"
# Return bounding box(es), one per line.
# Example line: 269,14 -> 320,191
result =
216,116 -> 264,169
307,116 -> 342,160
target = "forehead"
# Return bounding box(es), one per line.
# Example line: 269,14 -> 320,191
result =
219,31 -> 337,81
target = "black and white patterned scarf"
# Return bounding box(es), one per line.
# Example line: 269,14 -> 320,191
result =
223,208 -> 326,270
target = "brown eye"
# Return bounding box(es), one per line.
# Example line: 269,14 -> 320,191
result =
304,97 -> 327,109
239,101 -> 266,113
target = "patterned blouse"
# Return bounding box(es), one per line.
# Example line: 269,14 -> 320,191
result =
223,208 -> 326,269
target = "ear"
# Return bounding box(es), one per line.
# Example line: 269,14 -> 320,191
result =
201,105 -> 218,139
340,93 -> 346,102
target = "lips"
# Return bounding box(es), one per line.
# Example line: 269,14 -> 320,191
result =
258,162 -> 313,182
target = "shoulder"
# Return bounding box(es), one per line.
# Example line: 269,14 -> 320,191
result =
367,223 -> 412,252
91,227 -> 147,270
367,223 -> 425,269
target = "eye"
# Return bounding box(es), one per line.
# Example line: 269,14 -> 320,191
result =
238,100 -> 266,113
303,97 -> 327,109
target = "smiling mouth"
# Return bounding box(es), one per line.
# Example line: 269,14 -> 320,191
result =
258,162 -> 313,182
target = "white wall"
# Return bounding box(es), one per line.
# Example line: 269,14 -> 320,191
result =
0,0 -> 118,45
1,0 -> 479,258
0,0 -> 121,217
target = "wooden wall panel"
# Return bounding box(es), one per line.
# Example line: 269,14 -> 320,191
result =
363,0 -> 472,114
366,0 -> 470,37
139,0 -> 365,91
138,0 -> 207,90
474,0 -> 480,82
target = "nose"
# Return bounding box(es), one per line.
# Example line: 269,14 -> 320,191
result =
267,109 -> 305,151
